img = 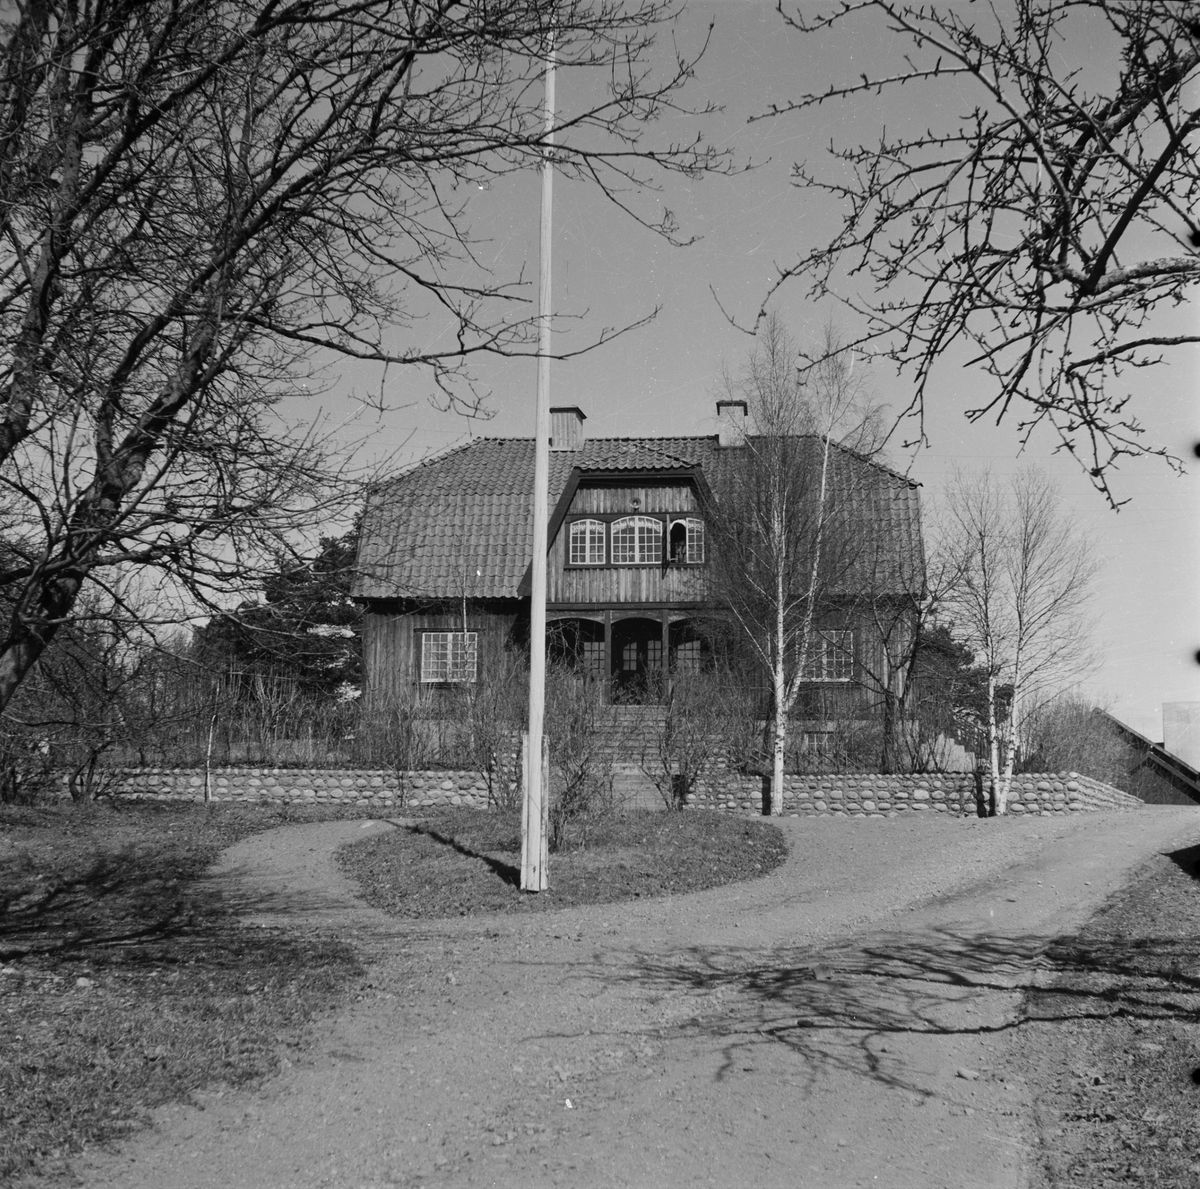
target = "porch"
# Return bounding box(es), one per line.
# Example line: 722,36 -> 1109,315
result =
546,611 -> 707,704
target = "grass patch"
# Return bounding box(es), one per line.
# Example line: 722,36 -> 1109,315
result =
0,801 -> 373,1187
1022,844 -> 1200,1188
340,807 -> 789,918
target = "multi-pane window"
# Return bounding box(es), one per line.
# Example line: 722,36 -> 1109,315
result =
611,516 -> 663,565
565,513 -> 703,567
669,517 -> 705,564
801,731 -> 837,756
674,639 -> 703,673
800,631 -> 854,682
420,631 -> 478,683
569,518 -> 606,565
582,640 -> 606,677
621,638 -> 662,671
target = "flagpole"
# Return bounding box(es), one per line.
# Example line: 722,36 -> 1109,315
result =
522,32 -> 555,892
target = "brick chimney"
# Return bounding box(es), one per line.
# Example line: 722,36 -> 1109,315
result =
716,399 -> 748,448
550,406 -> 586,450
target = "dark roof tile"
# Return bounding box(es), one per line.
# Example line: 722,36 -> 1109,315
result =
353,434 -> 923,600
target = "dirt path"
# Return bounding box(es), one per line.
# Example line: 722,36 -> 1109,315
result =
74,807 -> 1199,1189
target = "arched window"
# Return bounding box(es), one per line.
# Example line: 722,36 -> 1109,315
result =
568,518 -> 605,565
611,516 -> 662,565
669,517 -> 704,564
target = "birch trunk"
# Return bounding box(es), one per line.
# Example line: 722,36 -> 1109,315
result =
771,530 -> 787,815
997,680 -> 1019,815
986,670 -> 1003,815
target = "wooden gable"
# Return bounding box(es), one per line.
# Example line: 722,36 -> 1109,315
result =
533,469 -> 710,608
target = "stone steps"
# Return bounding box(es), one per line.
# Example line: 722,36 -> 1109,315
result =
611,763 -> 666,812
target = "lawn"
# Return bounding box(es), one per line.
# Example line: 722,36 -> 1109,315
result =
1019,842 -> 1200,1188
0,801 -> 370,1187
339,806 -> 790,918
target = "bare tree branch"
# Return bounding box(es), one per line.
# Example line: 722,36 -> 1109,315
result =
940,466 -> 1099,814
762,0 -> 1200,502
0,0 -> 732,709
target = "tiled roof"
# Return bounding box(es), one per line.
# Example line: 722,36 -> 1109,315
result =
574,441 -> 697,470
352,435 -> 923,600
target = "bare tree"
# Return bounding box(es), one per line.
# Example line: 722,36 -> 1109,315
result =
762,1 -> 1200,500
544,662 -> 616,850
638,666 -> 733,809
942,466 -> 1098,814
0,590 -> 195,800
460,649 -> 527,809
851,533 -> 964,773
1020,693 -> 1132,786
0,0 -> 728,711
709,316 -> 882,813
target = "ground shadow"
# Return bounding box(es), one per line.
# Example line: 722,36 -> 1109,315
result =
578,918 -> 1200,1098
411,824 -> 521,887
0,848 -> 194,960
0,845 -> 377,962
1166,842 -> 1200,881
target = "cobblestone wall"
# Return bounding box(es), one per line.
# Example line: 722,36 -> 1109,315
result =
108,768 -> 497,810
687,770 -> 1142,817
105,765 -> 1140,817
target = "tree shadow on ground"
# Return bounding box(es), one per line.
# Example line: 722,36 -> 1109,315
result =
0,844 -> 378,962
0,847 -> 194,961
594,922 -> 1200,1097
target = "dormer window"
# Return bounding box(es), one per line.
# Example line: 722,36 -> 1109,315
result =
669,517 -> 705,564
611,516 -> 662,565
569,518 -> 605,565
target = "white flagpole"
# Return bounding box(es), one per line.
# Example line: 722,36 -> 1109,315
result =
522,33 -> 555,892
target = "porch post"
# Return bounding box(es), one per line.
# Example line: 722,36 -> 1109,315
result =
661,610 -> 670,701
603,610 -> 612,704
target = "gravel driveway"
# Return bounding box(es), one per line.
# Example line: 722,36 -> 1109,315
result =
74,806 -> 1200,1189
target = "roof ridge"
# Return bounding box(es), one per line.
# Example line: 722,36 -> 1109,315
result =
821,436 -> 921,489
465,434 -> 715,444
583,440 -> 698,466
366,437 -> 488,489
366,432 -> 918,491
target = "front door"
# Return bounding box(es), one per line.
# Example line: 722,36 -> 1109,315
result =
610,618 -> 663,703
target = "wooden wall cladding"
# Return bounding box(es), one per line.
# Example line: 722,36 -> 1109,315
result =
362,606 -> 518,706
549,481 -> 708,604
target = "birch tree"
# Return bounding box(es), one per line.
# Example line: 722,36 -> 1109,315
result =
943,467 -> 1098,814
851,535 -> 963,772
710,317 -> 882,814
0,0 -> 726,713
763,0 -> 1200,500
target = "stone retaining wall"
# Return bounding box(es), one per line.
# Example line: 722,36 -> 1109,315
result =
108,768 -> 498,810
687,770 -> 1142,817
105,765 -> 1141,818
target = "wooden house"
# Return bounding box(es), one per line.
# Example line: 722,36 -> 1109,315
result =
352,403 -> 925,726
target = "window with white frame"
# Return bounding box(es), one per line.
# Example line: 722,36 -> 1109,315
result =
669,517 -> 705,564
800,631 -> 854,682
611,516 -> 662,565
568,518 -> 606,565
420,631 -> 478,683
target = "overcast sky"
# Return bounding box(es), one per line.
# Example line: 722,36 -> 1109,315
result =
327,1 -> 1200,742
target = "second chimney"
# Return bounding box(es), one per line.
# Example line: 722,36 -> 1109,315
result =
716,399 -> 748,448
550,406 -> 586,450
